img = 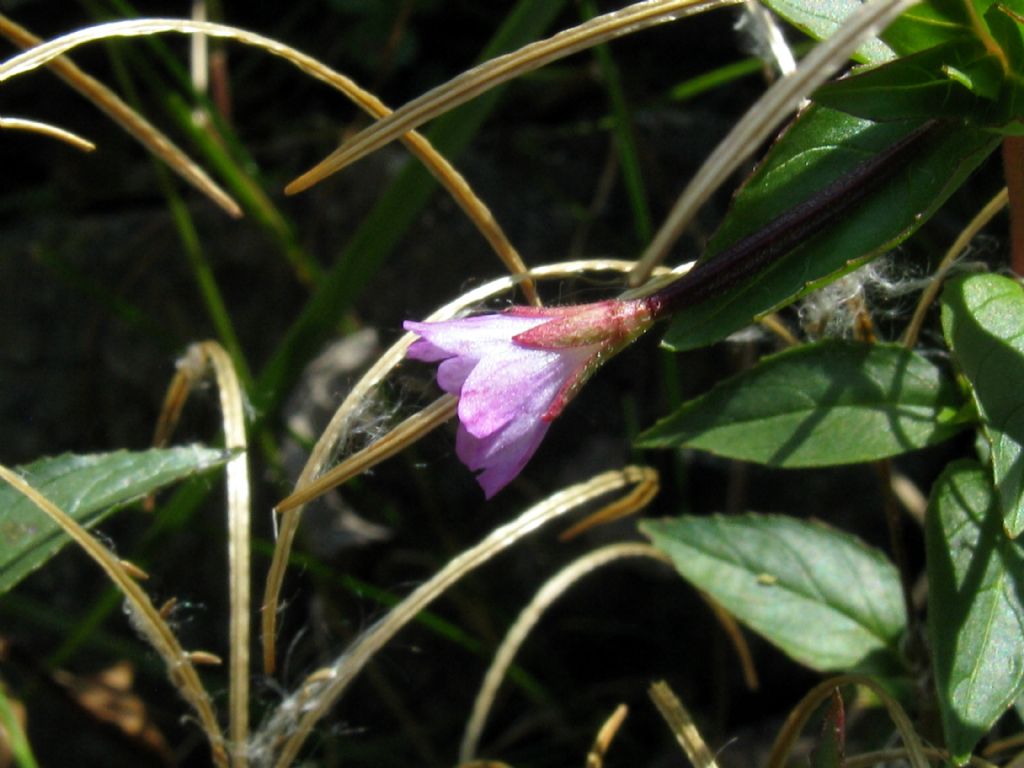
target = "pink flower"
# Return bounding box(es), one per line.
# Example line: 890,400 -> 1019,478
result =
404,299 -> 653,497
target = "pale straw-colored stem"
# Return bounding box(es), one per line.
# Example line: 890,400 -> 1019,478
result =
629,0 -> 915,285
260,259 -> 674,675
0,17 -> 538,304
0,465 -> 228,767
195,342 -> 252,766
649,680 -> 720,767
0,115 -> 95,151
0,14 -> 241,217
275,394 -> 458,513
255,467 -> 658,767
460,543 -> 670,761
285,0 -> 742,193
901,187 -> 1008,349
152,341 -> 253,763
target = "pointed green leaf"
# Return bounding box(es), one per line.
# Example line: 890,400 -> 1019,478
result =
941,274 -> 1024,537
813,41 -> 1003,123
927,460 -> 1024,763
641,514 -> 906,671
638,341 -> 965,467
0,446 -> 230,594
883,1 -> 976,56
661,109 -> 998,353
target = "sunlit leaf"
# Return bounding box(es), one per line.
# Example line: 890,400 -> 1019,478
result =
942,274 -> 1024,537
661,108 -> 998,352
638,341 -> 965,466
927,460 -> 1024,763
762,0 -> 896,63
814,40 -> 1003,123
642,514 -> 906,671
0,446 -> 230,594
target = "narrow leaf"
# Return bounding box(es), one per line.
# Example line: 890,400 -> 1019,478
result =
661,108 -> 998,352
638,341 -> 965,467
941,274 -> 1024,536
0,446 -> 230,594
641,514 -> 906,671
927,460 -> 1024,762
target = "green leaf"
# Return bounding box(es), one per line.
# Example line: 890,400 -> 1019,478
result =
813,40 -> 1003,123
883,1 -> 975,57
942,274 -> 1024,537
0,446 -> 230,594
638,341 -> 965,467
641,514 -> 906,671
762,0 -> 896,64
661,109 -> 998,352
927,460 -> 1024,763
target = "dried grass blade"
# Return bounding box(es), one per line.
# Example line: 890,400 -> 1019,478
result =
275,395 -> 458,513
630,0 -> 916,285
0,115 -> 95,151
649,680 -> 719,767
460,541 -> 667,762
0,14 -> 241,217
0,465 -> 227,767
0,16 -> 537,303
194,342 -> 251,765
148,340 -> 252,761
257,467 -> 657,768
285,0 -> 742,192
587,703 -> 629,768
901,186 -> 1008,348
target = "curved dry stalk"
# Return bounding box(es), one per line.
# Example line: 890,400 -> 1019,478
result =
285,0 -> 742,193
195,342 -> 252,765
557,472 -> 660,540
260,258 -> 676,675
701,594 -> 758,690
0,115 -> 95,151
0,14 -> 240,217
765,674 -> 929,768
901,186 -> 1008,349
649,680 -> 719,768
587,704 -> 629,768
253,466 -> 659,768
459,543 -> 670,762
0,465 -> 228,767
275,394 -> 458,513
629,0 -> 916,285
152,341 -> 252,762
0,16 -> 537,304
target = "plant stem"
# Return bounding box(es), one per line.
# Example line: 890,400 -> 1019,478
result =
1002,136 -> 1024,276
645,121 -> 937,319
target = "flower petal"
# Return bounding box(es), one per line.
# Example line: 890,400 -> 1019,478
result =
456,419 -> 551,498
458,345 -> 591,438
404,315 -> 547,357
435,355 -> 476,394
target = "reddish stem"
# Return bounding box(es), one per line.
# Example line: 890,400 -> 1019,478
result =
1002,136 -> 1024,276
